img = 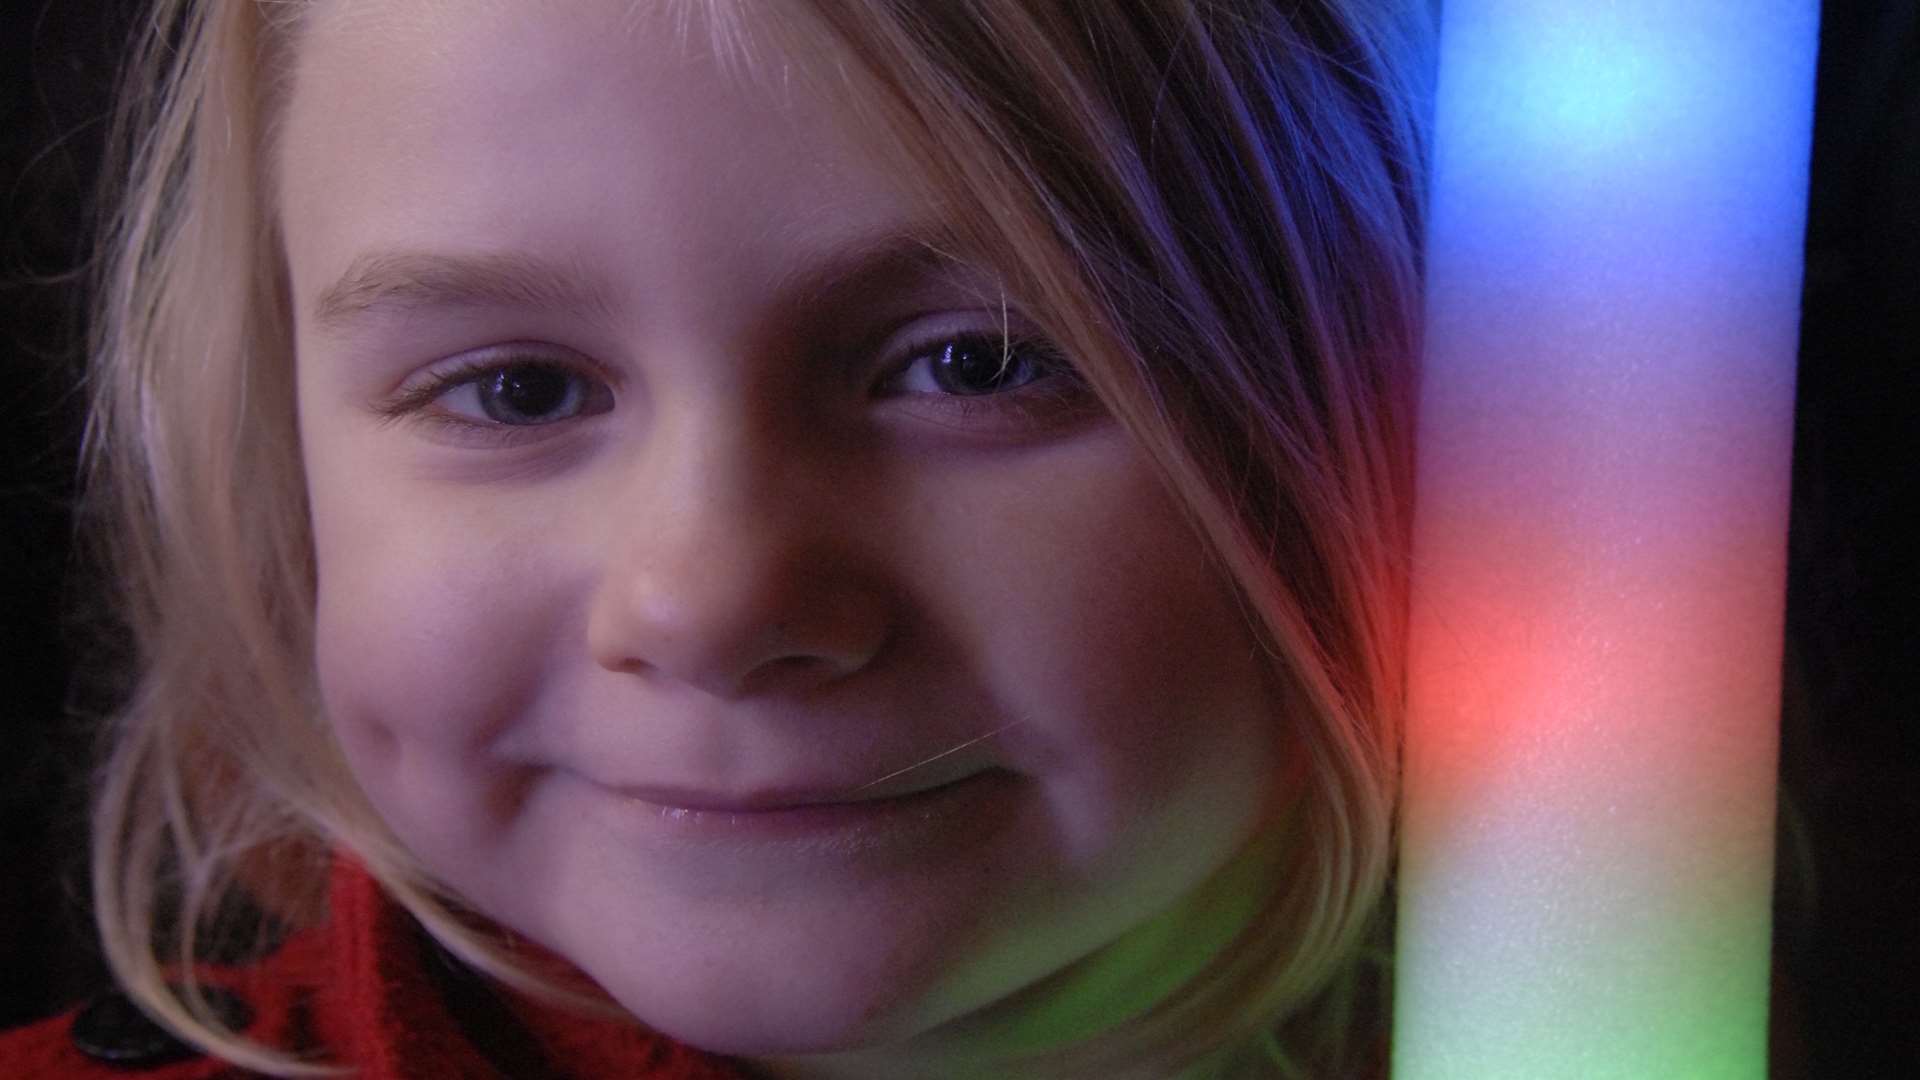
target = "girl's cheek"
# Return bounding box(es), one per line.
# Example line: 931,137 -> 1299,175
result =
311,529 -> 580,870
311,514 -> 575,755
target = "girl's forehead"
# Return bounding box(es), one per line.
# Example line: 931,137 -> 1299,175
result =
292,0 -> 815,101
279,0 -> 885,216
276,0 -> 949,351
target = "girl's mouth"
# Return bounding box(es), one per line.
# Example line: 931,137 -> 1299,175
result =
603,768 -> 1020,851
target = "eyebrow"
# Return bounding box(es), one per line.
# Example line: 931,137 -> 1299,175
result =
311,249 -> 618,335
310,222 -> 981,337
770,223 -> 984,313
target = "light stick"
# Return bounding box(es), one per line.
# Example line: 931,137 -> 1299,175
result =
1394,3 -> 1820,1077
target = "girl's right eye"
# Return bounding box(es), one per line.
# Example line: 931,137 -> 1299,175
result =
442,361 -> 612,426
382,357 -> 616,430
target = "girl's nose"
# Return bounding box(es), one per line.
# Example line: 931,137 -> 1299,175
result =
584,428 -> 894,700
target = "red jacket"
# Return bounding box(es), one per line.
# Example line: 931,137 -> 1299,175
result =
0,858 -> 748,1078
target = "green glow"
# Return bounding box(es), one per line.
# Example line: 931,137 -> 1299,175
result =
992,831 -> 1274,1055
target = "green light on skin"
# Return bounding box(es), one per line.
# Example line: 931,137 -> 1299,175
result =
898,820 -> 1295,1078
987,828 -> 1281,1056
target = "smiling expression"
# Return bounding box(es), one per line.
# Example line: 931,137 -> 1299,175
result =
282,1 -> 1287,1070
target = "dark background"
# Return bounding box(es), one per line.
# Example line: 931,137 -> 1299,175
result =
3,2 -> 1913,1075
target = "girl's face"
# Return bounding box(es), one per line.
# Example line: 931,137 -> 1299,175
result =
284,2 -> 1285,1070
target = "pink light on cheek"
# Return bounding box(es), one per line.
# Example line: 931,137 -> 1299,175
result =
1392,1 -> 1817,1077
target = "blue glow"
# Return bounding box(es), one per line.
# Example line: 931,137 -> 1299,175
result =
1507,32 -> 1661,152
1421,2 -> 1822,338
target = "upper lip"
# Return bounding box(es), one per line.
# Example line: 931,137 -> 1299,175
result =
608,770 -> 993,813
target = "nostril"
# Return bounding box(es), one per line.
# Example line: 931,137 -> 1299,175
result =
603,655 -> 651,677
586,545 -> 896,698
739,654 -> 839,694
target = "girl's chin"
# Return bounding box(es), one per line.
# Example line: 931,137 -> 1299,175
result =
597,975 -> 947,1059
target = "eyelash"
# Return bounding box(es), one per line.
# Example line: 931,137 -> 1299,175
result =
377,331 -> 1088,441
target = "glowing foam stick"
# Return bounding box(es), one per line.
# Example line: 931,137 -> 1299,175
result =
1394,4 -> 1818,1078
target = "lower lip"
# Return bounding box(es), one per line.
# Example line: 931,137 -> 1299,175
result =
613,770 -> 1018,854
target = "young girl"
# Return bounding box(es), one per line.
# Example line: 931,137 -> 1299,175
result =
6,0 -> 1429,1075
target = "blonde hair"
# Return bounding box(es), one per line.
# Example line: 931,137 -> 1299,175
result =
82,1 -> 1430,1075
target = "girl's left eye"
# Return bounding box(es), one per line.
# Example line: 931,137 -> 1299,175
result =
880,331 -> 1073,399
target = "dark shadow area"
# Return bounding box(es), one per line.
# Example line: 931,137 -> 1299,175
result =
1776,3 -> 1920,1077
0,0 -> 141,1030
